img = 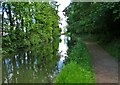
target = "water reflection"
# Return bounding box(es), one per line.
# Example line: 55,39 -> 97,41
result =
57,34 -> 69,71
2,48 -> 59,83
2,32 -> 69,83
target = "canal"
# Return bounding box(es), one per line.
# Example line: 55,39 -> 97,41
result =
2,28 -> 69,83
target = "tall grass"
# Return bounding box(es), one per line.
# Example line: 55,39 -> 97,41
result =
54,38 -> 95,83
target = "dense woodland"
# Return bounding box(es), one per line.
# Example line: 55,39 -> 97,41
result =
64,2 -> 120,61
2,2 -> 61,83
2,2 -> 60,55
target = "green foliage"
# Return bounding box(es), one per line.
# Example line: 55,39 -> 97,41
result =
2,2 -> 60,55
101,40 -> 120,61
67,39 -> 93,67
1,4 -> 61,80
54,39 -> 95,83
64,2 -> 120,60
54,61 -> 95,83
1,2 -> 60,83
64,2 -> 120,41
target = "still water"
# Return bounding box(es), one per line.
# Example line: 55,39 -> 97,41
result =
2,34 -> 69,83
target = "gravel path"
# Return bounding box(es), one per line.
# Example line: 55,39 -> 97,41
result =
85,41 -> 118,84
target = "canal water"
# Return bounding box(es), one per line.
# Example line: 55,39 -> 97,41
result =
2,28 -> 69,83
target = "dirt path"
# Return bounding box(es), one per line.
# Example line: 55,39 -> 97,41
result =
85,41 -> 118,83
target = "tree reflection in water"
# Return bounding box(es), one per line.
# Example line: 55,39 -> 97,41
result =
2,46 -> 59,83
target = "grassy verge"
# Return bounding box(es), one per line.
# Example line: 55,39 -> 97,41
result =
101,40 -> 120,61
80,34 -> 120,61
80,34 -> 97,42
54,38 -> 95,83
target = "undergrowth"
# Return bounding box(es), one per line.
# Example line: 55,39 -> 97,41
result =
101,40 -> 120,61
54,38 -> 95,83
81,34 -> 120,61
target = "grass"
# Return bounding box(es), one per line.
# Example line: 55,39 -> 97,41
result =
54,38 -> 95,83
80,34 -> 120,61
80,34 -> 97,42
101,40 -> 120,61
